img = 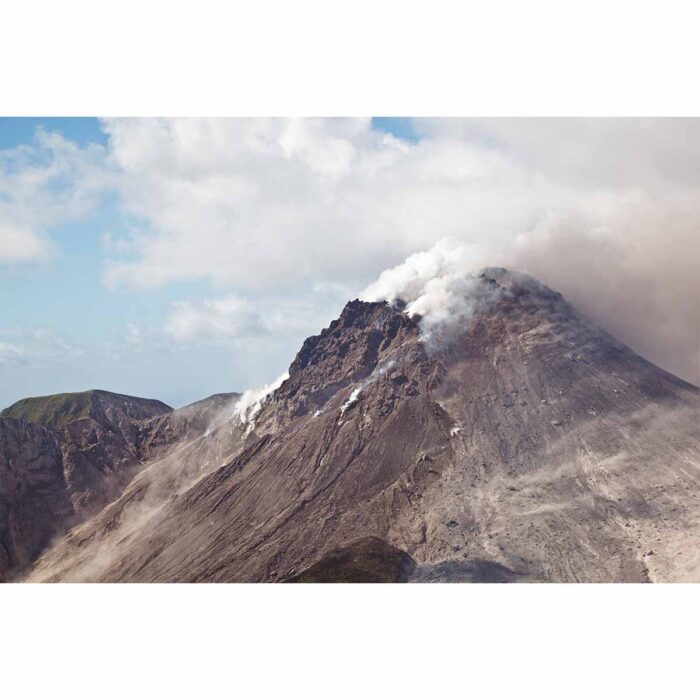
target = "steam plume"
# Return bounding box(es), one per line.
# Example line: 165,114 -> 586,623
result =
361,223 -> 699,385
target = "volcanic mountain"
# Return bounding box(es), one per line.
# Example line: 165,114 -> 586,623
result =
6,269 -> 700,583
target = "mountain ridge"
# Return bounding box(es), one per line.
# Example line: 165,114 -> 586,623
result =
0,389 -> 241,580
20,268 -> 699,583
1,389 -> 172,428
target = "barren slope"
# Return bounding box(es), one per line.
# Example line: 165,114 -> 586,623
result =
26,270 -> 700,582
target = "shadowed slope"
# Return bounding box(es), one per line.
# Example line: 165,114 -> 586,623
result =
287,537 -> 416,583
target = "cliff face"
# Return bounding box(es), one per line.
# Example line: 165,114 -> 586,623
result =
0,419 -> 69,576
0,390 -> 177,580
21,270 -> 699,583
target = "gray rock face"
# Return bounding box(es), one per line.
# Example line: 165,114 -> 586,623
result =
20,270 -> 700,583
0,419 -> 69,576
0,390 -> 247,581
0,391 -> 178,580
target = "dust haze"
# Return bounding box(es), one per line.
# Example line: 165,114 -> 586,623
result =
362,212 -> 699,385
508,207 -> 700,385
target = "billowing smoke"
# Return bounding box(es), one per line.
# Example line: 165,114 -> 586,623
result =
360,218 -> 699,385
360,239 -> 495,345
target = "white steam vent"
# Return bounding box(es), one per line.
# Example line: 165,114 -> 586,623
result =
360,238 -> 499,344
231,371 -> 289,430
340,387 -> 362,415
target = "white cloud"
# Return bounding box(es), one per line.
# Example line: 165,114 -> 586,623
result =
418,118 -> 700,190
101,117 -> 421,291
163,296 -> 264,342
160,292 -> 344,345
0,340 -> 25,367
98,118 -> 699,286
0,221 -> 51,263
0,328 -> 78,367
0,128 -> 109,265
3,118 -> 698,385
101,118 -> 539,292
98,117 -> 699,382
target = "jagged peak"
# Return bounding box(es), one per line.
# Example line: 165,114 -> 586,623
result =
290,299 -> 417,373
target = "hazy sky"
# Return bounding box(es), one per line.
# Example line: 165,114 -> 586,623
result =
1,117 -> 698,409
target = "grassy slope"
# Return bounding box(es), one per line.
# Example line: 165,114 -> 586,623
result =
0,390 -> 171,428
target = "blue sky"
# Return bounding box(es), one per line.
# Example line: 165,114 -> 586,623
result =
0,117 -> 108,149
1,117 -> 697,409
371,117 -> 420,142
0,117 -> 414,149
0,117 -> 420,408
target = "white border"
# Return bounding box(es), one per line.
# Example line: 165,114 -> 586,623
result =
2,2 -> 698,697
2,583 -> 698,698
2,0 -> 699,115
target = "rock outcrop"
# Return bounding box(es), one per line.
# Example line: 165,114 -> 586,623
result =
0,390 -> 177,579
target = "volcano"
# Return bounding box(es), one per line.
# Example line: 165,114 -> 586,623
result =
5,269 -> 699,583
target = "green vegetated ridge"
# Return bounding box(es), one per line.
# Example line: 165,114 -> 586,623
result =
0,390 -> 171,428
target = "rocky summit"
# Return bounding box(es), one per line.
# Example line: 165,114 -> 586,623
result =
3,270 -> 698,583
